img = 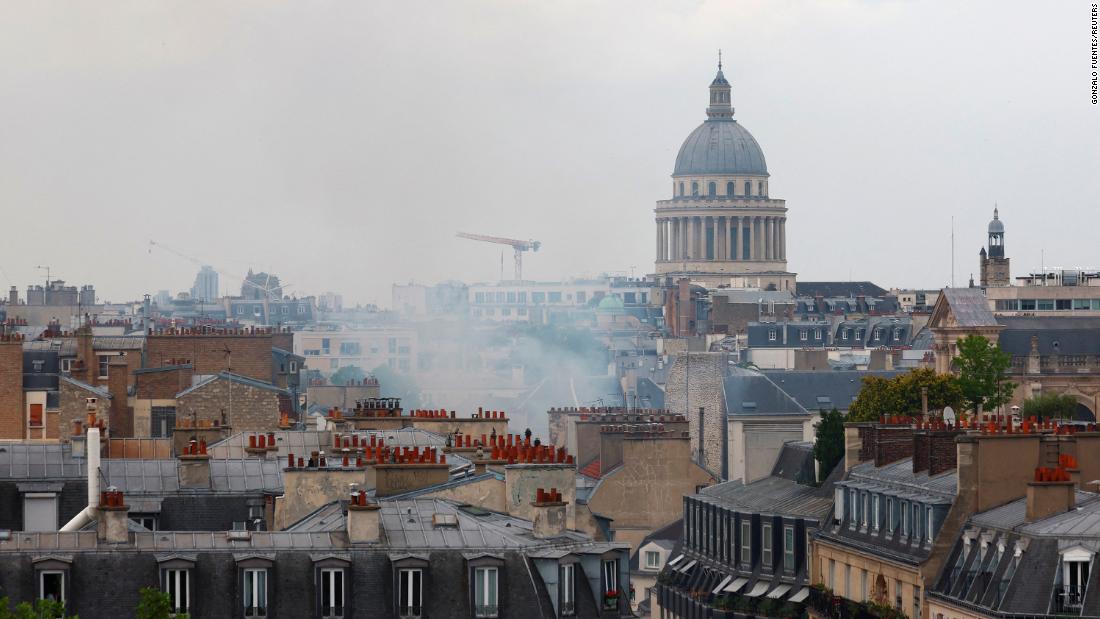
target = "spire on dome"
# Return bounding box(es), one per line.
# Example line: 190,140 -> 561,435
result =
707,55 -> 733,120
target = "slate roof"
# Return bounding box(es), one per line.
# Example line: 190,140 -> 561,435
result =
847,457 -> 957,498
795,282 -> 889,298
997,316 -> 1100,356
59,375 -> 111,399
695,475 -> 834,520
723,368 -> 808,416
939,288 -> 997,327
770,441 -> 816,484
673,118 -> 768,176
971,491 -> 1099,531
763,370 -> 904,413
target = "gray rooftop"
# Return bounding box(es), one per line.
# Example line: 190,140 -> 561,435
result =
939,288 -> 997,327
763,370 -> 904,413
695,475 -> 834,520
723,368 -> 808,416
846,457 -> 957,499
971,491 -> 1100,532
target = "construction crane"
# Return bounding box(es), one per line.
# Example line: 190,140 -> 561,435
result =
455,233 -> 541,281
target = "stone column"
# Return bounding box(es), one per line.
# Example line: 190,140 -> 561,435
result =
748,217 -> 756,260
655,218 -> 662,262
686,217 -> 696,260
733,217 -> 741,261
705,216 -> 714,260
717,216 -> 726,260
779,218 -> 786,261
767,217 -> 775,261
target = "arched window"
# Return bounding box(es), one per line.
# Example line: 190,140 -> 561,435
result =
679,182 -> 684,197
744,181 -> 752,196
692,182 -> 699,197
708,182 -> 716,198
726,181 -> 734,196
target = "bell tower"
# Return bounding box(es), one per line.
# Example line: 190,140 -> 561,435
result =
979,207 -> 1010,287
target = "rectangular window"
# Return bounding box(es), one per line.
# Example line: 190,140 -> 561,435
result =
320,568 -> 344,618
887,498 -> 895,533
161,568 -> 190,615
1038,299 -> 1055,311
602,559 -> 618,595
548,292 -> 562,303
399,568 -> 422,618
244,568 -> 267,617
740,520 -> 752,565
506,292 -> 517,304
130,514 -> 158,531
474,567 -> 498,618
1020,299 -> 1036,310
814,328 -> 822,340
800,329 -> 808,341
39,570 -> 65,603
517,292 -> 527,303
913,503 -> 923,541
561,564 -> 575,616
768,329 -> 777,341
872,495 -> 880,531
927,507 -> 935,543
901,501 -> 909,537
151,406 -> 176,438
834,487 -> 845,524
645,551 -> 661,569
98,355 -> 110,379
1057,299 -> 1073,310
1074,299 -> 1092,310
783,526 -> 795,572
28,403 -> 44,428
532,292 -> 545,304
761,523 -> 773,568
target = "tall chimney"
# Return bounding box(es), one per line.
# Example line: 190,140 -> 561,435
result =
96,487 -> 130,543
530,488 -> 567,539
346,489 -> 381,543
1027,467 -> 1075,521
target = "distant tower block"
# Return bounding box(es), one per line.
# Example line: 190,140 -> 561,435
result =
979,207 -> 1010,287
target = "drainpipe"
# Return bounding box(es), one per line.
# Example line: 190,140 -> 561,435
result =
60,426 -> 100,532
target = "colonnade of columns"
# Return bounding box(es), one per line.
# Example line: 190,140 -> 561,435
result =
656,215 -> 786,262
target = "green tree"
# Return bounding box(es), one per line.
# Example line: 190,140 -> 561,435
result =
812,408 -> 845,483
848,370 -> 965,422
135,587 -> 189,619
847,375 -> 902,422
0,597 -> 78,619
954,335 -> 1014,414
328,365 -> 367,386
1021,392 -> 1078,420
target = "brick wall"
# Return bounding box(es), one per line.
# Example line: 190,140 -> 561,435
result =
928,430 -> 962,476
177,377 -> 282,433
107,359 -> 131,436
912,431 -> 930,473
146,334 -> 275,382
0,340 -> 24,439
134,366 -> 194,400
873,426 -> 914,467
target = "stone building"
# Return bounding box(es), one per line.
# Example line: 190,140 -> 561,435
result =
175,372 -> 290,434
654,60 -> 794,291
978,208 -> 1010,288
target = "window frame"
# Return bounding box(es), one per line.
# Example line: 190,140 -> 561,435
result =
318,566 -> 346,618
783,525 -> 796,572
398,568 -> 424,618
38,568 -> 67,604
473,566 -> 499,618
161,567 -> 191,615
243,567 -> 268,617
560,561 -> 577,616
761,522 -> 773,569
740,519 -> 752,566
645,550 -> 661,570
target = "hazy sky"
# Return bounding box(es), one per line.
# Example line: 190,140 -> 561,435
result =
1,1 -> 1097,306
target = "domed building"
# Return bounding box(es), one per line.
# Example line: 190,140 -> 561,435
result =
654,62 -> 794,290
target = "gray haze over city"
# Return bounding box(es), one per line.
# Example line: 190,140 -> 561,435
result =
0,0 -> 1096,306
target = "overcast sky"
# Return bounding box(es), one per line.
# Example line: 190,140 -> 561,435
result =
0,1 -> 1097,307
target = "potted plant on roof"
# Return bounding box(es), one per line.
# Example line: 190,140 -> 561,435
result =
603,589 -> 620,610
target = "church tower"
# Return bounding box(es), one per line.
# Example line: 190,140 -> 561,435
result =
979,208 -> 1010,287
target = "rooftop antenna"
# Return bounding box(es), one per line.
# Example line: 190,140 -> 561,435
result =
718,49 -> 722,70
950,216 -> 955,288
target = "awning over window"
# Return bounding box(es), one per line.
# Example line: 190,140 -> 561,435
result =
668,554 -> 684,567
788,587 -> 810,603
767,584 -> 792,599
724,577 -> 749,593
745,582 -> 770,597
678,559 -> 697,574
713,575 -> 733,595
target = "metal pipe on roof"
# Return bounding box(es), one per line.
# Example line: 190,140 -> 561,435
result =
60,426 -> 100,532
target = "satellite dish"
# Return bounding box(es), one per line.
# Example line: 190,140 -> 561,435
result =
943,407 -> 956,424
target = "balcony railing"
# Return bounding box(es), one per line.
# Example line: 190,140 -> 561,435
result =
474,604 -> 499,618
560,600 -> 576,615
399,605 -> 423,619
1054,586 -> 1084,615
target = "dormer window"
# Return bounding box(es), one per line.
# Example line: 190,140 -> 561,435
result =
768,329 -> 777,341
1060,547 -> 1093,611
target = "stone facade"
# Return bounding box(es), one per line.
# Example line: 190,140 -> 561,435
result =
585,434 -> 716,550
56,377 -> 110,439
176,375 -> 285,433
665,352 -> 728,477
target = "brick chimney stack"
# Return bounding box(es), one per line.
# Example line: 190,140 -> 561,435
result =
346,488 -> 381,543
96,487 -> 130,544
1027,466 -> 1076,521
530,488 -> 567,539
179,439 -> 211,489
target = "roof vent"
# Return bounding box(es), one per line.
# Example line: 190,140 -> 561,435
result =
742,402 -> 757,411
